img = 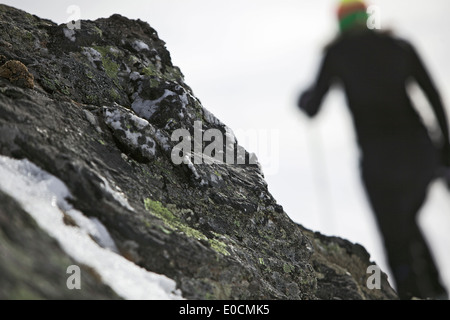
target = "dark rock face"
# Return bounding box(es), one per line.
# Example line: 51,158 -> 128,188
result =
299,226 -> 397,300
0,4 -> 397,300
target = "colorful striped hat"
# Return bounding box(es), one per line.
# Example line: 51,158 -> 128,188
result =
337,0 -> 369,32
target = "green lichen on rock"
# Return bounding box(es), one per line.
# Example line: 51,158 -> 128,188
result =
109,88 -> 120,100
208,238 -> 230,256
142,62 -> 183,84
92,46 -> 119,81
144,198 -> 182,231
93,26 -> 103,38
142,65 -> 157,77
283,263 -> 295,274
144,198 -> 231,256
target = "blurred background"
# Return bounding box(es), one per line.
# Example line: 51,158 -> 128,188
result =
4,0 -> 450,291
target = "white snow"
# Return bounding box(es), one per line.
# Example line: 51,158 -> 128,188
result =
109,46 -> 120,56
132,40 -> 149,51
153,129 -> 172,152
179,91 -> 189,109
103,107 -> 157,159
130,71 -> 142,81
82,47 -> 102,67
65,209 -> 118,252
131,96 -> 159,120
0,155 -> 183,300
130,112 -> 150,129
131,89 -> 176,120
99,175 -> 135,212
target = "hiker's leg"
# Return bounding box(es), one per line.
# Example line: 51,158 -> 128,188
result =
362,168 -> 447,299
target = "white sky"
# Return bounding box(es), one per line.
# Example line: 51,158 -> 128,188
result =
4,0 -> 450,293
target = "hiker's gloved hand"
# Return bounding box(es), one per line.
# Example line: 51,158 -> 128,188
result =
298,89 -> 319,117
298,90 -> 310,109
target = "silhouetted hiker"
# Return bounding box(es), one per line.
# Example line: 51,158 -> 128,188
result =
298,0 -> 449,300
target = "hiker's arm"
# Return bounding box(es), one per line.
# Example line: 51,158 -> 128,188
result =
298,52 -> 334,117
410,44 -> 450,166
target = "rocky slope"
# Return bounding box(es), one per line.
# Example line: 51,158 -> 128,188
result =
0,4 -> 397,300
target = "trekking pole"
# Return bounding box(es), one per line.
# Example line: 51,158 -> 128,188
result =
305,121 -> 336,235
